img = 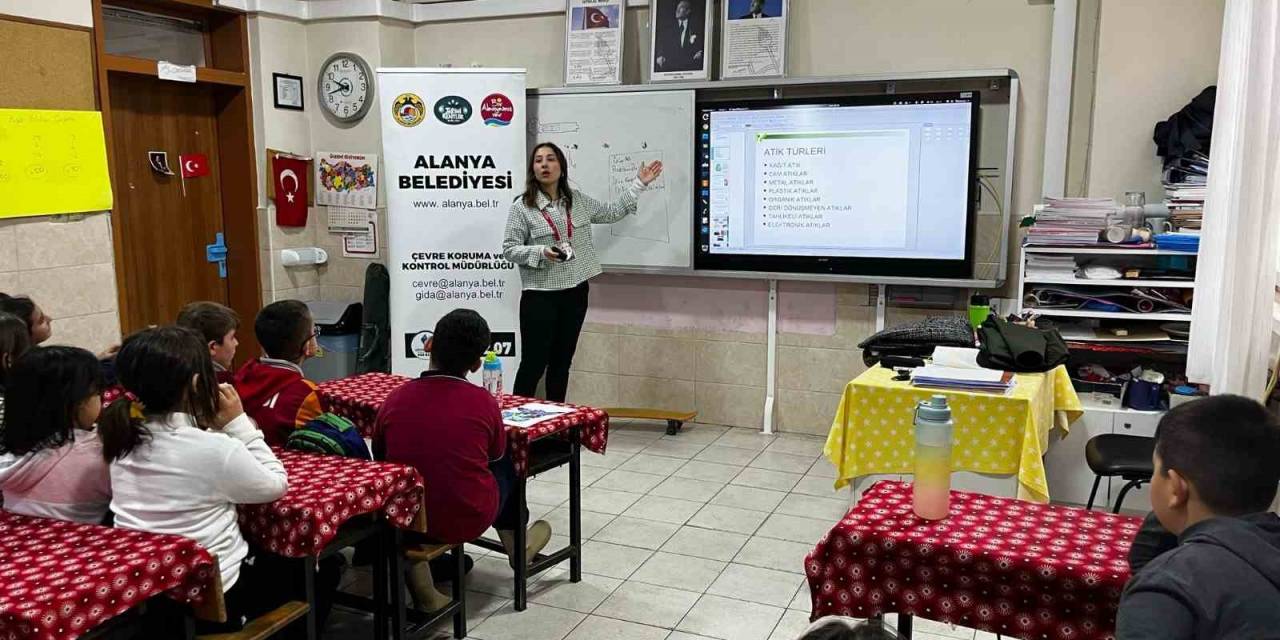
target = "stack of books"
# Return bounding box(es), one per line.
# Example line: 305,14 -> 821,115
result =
910,365 -> 1015,394
1163,152 -> 1208,231
1024,197 -> 1118,246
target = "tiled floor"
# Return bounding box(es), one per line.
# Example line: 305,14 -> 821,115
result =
327,421 -> 1000,640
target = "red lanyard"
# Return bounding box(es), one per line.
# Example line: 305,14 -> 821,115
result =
539,206 -> 573,242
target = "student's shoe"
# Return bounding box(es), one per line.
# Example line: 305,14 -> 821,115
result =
429,553 -> 475,583
405,560 -> 454,612
497,520 -> 553,568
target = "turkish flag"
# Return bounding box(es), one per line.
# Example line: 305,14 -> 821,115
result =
179,153 -> 210,178
272,154 -> 309,227
583,6 -> 611,28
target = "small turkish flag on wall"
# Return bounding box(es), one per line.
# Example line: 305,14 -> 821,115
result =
272,154 -> 310,227
179,153 -> 210,178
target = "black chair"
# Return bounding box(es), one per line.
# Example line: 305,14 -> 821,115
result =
1085,434 -> 1156,513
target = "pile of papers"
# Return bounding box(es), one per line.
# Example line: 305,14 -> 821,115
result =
1163,152 -> 1207,231
502,402 -> 574,428
907,347 -> 1014,393
910,365 -> 1015,393
1024,198 -> 1118,246
1025,254 -> 1077,279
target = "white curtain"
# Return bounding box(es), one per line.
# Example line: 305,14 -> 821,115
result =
1187,0 -> 1280,398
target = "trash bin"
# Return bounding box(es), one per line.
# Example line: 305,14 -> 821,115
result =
302,300 -> 363,382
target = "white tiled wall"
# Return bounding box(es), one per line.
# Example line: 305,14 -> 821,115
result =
0,214 -> 121,355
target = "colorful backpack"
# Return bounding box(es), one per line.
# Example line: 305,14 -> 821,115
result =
285,413 -> 372,459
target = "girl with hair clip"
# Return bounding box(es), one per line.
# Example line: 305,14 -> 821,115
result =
99,326 -> 289,632
0,345 -> 110,523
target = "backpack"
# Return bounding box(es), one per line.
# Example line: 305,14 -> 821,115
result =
285,413 -> 372,459
357,263 -> 391,374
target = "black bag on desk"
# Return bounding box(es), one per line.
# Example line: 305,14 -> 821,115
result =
858,315 -> 975,366
977,316 -> 1069,373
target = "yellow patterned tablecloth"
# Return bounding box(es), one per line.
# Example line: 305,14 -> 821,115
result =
824,365 -> 1082,503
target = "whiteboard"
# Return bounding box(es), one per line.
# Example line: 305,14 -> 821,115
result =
529,90 -> 695,270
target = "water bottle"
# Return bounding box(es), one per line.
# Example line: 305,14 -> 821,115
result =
481,351 -> 503,397
913,395 -> 954,520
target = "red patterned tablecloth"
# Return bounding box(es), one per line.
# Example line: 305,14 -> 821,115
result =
317,372 -> 610,477
805,481 -> 1142,640
237,449 -> 425,557
0,511 -> 217,640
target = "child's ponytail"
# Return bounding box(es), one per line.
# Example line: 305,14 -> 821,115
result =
99,396 -> 151,462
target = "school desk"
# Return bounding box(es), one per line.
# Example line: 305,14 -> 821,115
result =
317,372 -> 612,611
238,450 -> 426,640
0,510 -> 219,640
804,480 -> 1142,640
825,366 -> 1083,503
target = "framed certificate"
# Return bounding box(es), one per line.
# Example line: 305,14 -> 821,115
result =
272,72 -> 304,111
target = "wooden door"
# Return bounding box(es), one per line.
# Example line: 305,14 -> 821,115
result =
107,72 -> 228,331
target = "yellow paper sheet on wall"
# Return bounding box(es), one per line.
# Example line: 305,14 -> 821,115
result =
0,109 -> 113,218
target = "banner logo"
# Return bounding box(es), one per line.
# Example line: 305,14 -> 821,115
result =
392,93 -> 426,127
403,331 -> 433,360
480,93 -> 515,127
434,95 -> 473,125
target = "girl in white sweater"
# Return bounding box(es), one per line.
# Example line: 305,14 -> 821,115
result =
99,326 -> 289,631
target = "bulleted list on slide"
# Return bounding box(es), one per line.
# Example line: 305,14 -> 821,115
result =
752,129 -> 910,250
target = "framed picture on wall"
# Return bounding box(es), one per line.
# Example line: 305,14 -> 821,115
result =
273,73 -> 304,111
720,0 -> 787,79
649,0 -> 714,82
564,0 -> 626,85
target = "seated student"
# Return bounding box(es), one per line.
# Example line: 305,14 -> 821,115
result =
374,309 -> 551,612
0,346 -> 110,523
100,326 -> 290,631
176,301 -> 241,384
233,300 -> 326,445
0,312 -> 32,425
0,293 -> 52,345
1116,394 -> 1280,639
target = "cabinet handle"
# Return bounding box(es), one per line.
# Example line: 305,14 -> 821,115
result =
1121,423 -> 1132,430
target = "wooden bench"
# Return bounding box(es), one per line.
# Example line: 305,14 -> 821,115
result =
602,408 -> 698,435
403,543 -> 467,639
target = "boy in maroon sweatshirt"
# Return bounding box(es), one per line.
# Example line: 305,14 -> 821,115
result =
374,309 -> 551,612
176,301 -> 241,384
233,300 -> 326,445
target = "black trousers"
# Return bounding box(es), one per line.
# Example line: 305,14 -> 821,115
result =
514,282 -> 589,403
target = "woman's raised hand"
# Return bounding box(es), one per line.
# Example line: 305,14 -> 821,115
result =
638,161 -> 664,186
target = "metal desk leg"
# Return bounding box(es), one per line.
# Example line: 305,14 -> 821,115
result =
451,546 -> 466,639
512,474 -> 528,611
373,525 -> 389,640
897,613 -> 913,639
389,528 -> 406,640
569,428 -> 582,583
303,556 -> 318,640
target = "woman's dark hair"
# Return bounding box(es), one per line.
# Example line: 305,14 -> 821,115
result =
521,142 -> 574,211
0,294 -> 37,332
0,312 -> 31,388
429,309 -> 491,377
0,346 -> 103,455
99,326 -> 221,462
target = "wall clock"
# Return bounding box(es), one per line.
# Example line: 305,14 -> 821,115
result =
318,51 -> 373,123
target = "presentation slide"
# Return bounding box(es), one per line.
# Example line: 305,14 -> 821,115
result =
697,95 -> 977,276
